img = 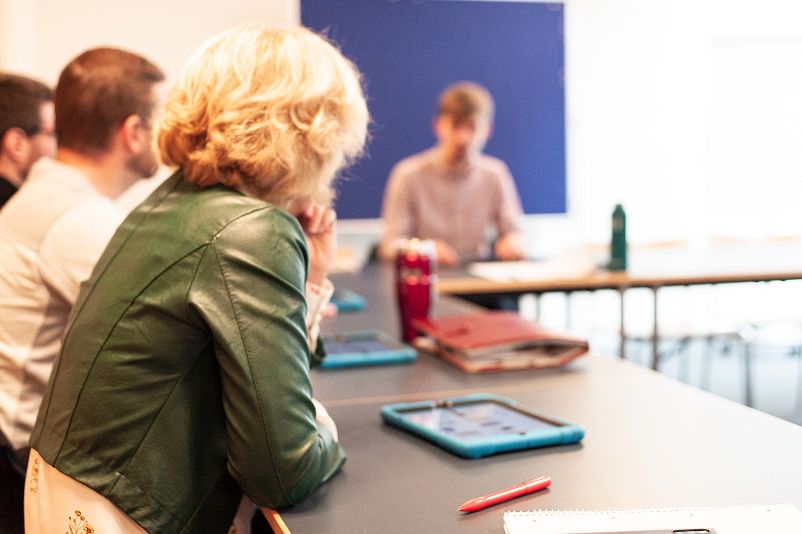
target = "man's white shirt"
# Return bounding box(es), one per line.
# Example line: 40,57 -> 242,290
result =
0,157 -> 125,450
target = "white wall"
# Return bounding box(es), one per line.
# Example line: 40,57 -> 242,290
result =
4,0 -> 802,257
565,0 -> 802,247
344,0 -> 802,258
0,0 -> 299,85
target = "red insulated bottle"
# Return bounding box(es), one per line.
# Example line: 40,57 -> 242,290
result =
395,239 -> 436,342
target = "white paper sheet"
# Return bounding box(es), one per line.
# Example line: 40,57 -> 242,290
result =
503,504 -> 802,534
469,248 -> 598,283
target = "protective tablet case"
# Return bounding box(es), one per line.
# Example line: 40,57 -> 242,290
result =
330,289 -> 366,313
380,393 -> 584,458
319,330 -> 417,369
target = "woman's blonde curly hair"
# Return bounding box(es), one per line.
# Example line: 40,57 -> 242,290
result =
158,24 -> 368,207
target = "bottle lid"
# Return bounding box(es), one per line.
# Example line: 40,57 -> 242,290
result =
394,238 -> 436,260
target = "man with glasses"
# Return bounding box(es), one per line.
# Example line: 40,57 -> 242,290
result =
0,74 -> 55,208
0,49 -> 163,534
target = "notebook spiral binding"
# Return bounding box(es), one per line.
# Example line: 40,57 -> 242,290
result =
505,505 -> 778,516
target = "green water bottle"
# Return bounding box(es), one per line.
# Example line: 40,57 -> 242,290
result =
609,203 -> 627,271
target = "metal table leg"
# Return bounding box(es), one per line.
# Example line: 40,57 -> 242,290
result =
743,343 -> 754,408
651,286 -> 660,370
619,287 -> 626,359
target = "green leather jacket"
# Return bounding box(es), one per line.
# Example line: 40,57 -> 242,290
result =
30,171 -> 345,533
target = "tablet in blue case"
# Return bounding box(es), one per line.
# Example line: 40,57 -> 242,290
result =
330,289 -> 366,313
380,393 -> 584,458
319,330 -> 417,369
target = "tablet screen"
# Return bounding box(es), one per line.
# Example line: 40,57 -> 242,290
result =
397,401 -> 559,442
324,336 -> 395,354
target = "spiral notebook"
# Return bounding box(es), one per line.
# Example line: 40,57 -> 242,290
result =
503,504 -> 802,534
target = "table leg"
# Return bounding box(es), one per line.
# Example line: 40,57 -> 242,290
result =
651,287 -> 660,370
743,343 -> 753,408
619,288 -> 626,359
795,347 -> 802,418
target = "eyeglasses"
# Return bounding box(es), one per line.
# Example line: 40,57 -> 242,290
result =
32,127 -> 56,139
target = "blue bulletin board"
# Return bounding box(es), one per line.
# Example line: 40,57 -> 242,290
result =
302,0 -> 566,218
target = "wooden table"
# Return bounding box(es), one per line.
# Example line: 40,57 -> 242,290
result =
437,239 -> 802,370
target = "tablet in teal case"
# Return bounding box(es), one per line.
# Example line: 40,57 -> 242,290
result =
380,393 -> 584,458
330,289 -> 366,313
320,330 -> 417,369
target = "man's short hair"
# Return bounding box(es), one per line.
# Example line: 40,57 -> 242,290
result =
437,82 -> 495,123
0,74 -> 53,141
55,47 -> 164,154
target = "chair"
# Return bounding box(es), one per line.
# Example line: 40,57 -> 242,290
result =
621,282 -> 743,383
736,322 -> 802,414
0,430 -> 25,534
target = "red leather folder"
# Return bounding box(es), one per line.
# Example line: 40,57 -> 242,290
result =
412,311 -> 589,373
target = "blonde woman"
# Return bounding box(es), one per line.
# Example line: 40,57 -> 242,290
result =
25,25 -> 368,533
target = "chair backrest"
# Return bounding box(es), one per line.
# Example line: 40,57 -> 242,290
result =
0,433 -> 26,534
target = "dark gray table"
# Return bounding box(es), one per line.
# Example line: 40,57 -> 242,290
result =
324,264 -> 478,338
266,265 -> 802,533
276,356 -> 802,533
314,266 -> 575,403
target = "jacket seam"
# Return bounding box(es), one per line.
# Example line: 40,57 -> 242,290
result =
211,232 -> 294,505
60,175 -> 184,346
51,205 -> 273,462
181,204 -> 278,314
37,175 -> 185,436
179,467 -> 238,534
184,243 -> 210,322
114,335 -> 213,479
52,243 -> 208,463
55,440 -> 183,525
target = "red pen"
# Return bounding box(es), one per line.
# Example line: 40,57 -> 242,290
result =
457,475 -> 551,513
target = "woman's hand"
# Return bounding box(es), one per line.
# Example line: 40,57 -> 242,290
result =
292,201 -> 337,286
